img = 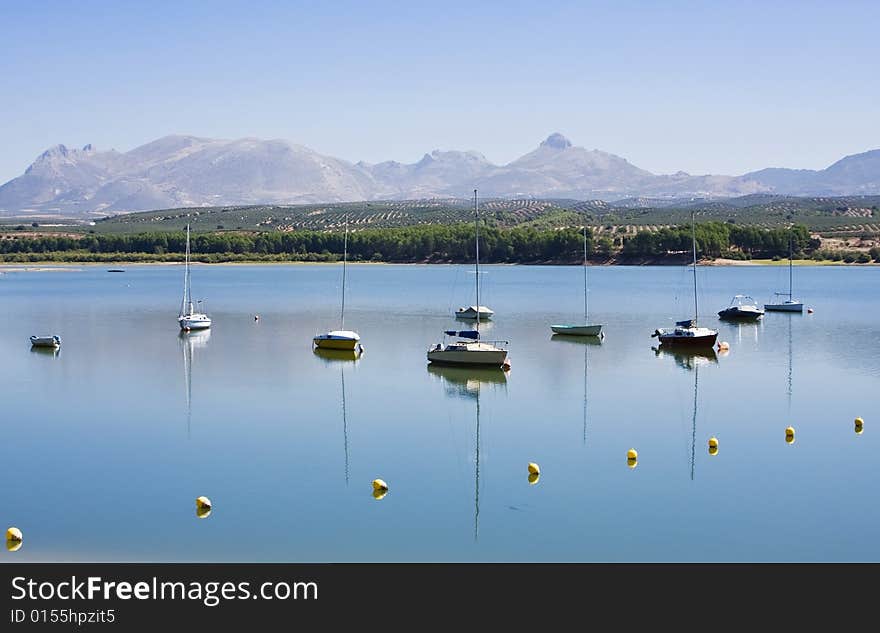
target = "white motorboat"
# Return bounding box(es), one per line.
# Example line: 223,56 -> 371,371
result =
718,294 -> 764,320
30,335 -> 60,348
651,211 -> 718,348
456,305 -> 494,320
178,224 -> 212,331
429,190 -> 509,369
765,225 -> 804,312
314,215 -> 362,351
551,226 -> 603,337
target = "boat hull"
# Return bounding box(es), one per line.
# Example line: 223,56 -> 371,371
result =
314,337 -> 360,351
718,308 -> 763,321
658,333 -> 718,347
30,335 -> 60,348
764,302 -> 803,312
179,315 -> 211,331
551,324 -> 603,337
427,347 -> 508,367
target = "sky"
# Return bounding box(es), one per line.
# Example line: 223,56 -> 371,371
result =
1,0 -> 878,184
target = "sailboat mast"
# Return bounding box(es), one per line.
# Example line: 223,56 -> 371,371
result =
788,223 -> 793,300
583,225 -> 588,322
691,210 -> 699,325
474,189 -> 480,333
341,215 -> 348,329
182,223 -> 192,315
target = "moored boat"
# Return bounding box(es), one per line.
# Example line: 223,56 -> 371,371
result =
30,335 -> 60,348
718,295 -> 764,320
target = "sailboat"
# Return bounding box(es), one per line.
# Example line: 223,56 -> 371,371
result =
651,211 -> 718,347
178,224 -> 211,331
428,190 -> 509,368
454,191 -> 495,321
551,225 -> 603,337
314,216 -> 362,351
765,224 -> 804,312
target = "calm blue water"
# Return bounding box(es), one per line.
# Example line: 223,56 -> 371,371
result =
1,263 -> 878,561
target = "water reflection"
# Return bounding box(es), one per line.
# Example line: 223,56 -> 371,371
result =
652,345 -> 718,370
312,347 -> 360,484
549,333 -> 604,346
29,346 -> 60,358
179,329 -> 211,439
427,364 -> 509,542
312,347 -> 363,364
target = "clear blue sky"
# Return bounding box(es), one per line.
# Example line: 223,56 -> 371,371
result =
1,0 -> 878,183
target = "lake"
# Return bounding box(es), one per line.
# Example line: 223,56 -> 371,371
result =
1,263 -> 878,562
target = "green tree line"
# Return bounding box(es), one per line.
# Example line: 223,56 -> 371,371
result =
0,222 -> 817,262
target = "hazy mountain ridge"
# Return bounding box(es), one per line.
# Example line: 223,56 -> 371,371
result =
1,133 -> 878,217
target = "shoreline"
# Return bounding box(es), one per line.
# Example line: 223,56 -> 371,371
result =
2,258 -> 876,271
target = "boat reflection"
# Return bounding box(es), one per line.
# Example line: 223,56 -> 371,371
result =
427,363 -> 508,542
314,346 -> 357,484
179,328 -> 211,438
550,333 -> 604,346
30,345 -> 60,358
426,363 -> 508,401
652,345 -> 717,371
313,347 -> 363,363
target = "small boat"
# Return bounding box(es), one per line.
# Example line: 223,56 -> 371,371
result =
765,223 -> 804,313
107,269 -> 125,273
314,215 -> 362,352
718,295 -> 764,320
427,330 -> 509,367
551,226 -> 603,337
178,224 -> 212,331
430,190 -> 509,368
651,211 -> 718,348
30,335 -> 60,348
456,305 -> 494,320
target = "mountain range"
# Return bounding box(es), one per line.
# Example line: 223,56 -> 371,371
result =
1,132 -> 878,217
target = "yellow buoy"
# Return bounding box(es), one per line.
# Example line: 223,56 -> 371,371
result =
372,488 -> 387,500
6,540 -> 22,552
855,417 -> 864,435
627,448 -> 638,460
6,527 -> 22,543
528,472 -> 540,485
527,462 -> 540,475
372,479 -> 388,492
627,457 -> 638,469
785,426 -> 795,444
708,437 -> 719,455
195,496 -> 212,519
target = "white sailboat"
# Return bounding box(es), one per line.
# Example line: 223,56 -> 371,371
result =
765,224 -> 804,312
428,190 -> 509,368
651,211 -> 718,347
178,224 -> 211,331
314,215 -> 362,351
454,192 -> 495,321
551,225 -> 603,337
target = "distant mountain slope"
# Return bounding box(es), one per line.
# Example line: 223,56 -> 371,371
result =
1,133 -> 878,217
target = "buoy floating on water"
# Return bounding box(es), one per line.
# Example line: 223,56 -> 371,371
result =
528,472 -> 540,485
371,479 -> 388,500
527,462 -> 540,475
785,426 -> 795,444
254,315 -> 260,321
6,527 -> 23,550
196,496 -> 212,518
627,448 -> 638,469
708,437 -> 719,455
855,417 -> 864,435
717,341 -> 730,351
807,308 -> 814,314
